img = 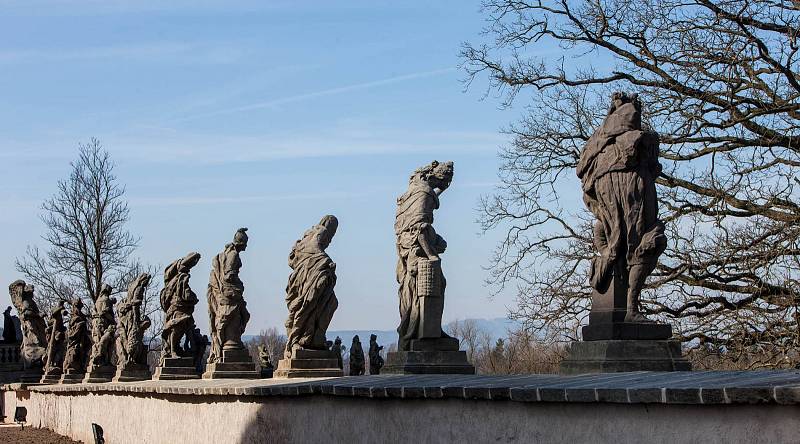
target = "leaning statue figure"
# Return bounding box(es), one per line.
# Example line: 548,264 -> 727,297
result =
61,298 -> 91,381
8,280 -> 47,371
113,273 -> 152,381
576,92 -> 666,322
283,215 -> 339,358
207,228 -> 251,362
394,160 -> 453,350
160,252 -> 201,360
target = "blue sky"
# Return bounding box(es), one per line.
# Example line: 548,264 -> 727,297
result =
0,1 -> 527,334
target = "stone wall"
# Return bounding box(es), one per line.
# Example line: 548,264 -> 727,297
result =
3,372 -> 800,443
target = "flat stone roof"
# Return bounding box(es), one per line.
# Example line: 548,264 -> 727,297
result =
10,370 -> 800,405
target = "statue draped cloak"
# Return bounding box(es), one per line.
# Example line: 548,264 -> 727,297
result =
161,260 -> 197,341
10,288 -> 47,367
207,244 -> 249,361
395,180 -> 447,351
284,228 -> 337,355
576,101 -> 666,291
63,308 -> 90,372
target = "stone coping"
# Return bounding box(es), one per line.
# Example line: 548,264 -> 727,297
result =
6,370 -> 800,405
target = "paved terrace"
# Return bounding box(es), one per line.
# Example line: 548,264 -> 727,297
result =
17,370 -> 800,405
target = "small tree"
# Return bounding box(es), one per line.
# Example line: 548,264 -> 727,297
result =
16,139 -> 140,311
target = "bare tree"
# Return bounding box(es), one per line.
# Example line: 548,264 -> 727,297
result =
462,0 -> 800,368
16,139 -> 140,312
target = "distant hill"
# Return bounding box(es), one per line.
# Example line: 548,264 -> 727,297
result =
243,317 -> 521,349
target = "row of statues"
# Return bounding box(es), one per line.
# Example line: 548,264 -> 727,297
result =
8,158 -> 472,381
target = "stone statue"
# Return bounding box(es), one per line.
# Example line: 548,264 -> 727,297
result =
349,335 -> 365,376
331,336 -> 344,369
41,301 -> 67,382
62,299 -> 91,378
113,273 -> 152,381
160,252 -> 201,360
283,215 -> 339,358
576,92 -> 666,322
258,346 -> 274,378
184,327 -> 209,374
395,160 -> 453,350
8,280 -> 47,369
87,284 -> 117,370
368,334 -> 384,375
207,228 -> 250,363
2,306 -> 18,343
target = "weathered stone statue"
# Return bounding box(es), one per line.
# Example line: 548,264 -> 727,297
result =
275,217 -> 343,378
41,301 -> 67,384
331,336 -> 344,370
112,273 -> 152,382
258,346 -> 274,378
368,334 -> 384,375
9,280 -> 47,376
84,284 -> 117,382
385,161 -> 475,374
60,299 -> 91,383
2,306 -> 18,343
203,228 -> 258,379
153,252 -> 202,380
161,252 -> 201,359
560,92 -> 691,374
394,161 -> 453,350
283,215 -> 338,357
349,335 -> 365,376
577,92 -> 666,323
185,327 -> 209,375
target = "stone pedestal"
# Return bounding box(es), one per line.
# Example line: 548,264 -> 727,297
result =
560,339 -> 692,374
202,348 -> 259,379
58,369 -> 86,384
153,356 -> 200,380
40,370 -> 62,384
112,363 -> 151,382
83,365 -> 116,383
560,274 -> 692,375
18,369 -> 44,384
275,349 -> 343,378
384,338 -> 475,375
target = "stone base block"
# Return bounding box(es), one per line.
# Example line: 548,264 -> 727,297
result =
59,370 -> 86,384
40,371 -> 62,385
202,348 -> 259,379
275,349 -> 343,378
409,337 -> 460,352
384,350 -> 475,375
18,369 -> 44,384
582,322 -> 672,341
83,365 -> 116,383
153,357 -> 200,380
559,339 -> 692,375
112,364 -> 151,382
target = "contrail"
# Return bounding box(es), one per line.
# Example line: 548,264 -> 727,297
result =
170,67 -> 456,123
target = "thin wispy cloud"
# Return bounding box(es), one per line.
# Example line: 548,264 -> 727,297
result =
170,68 -> 457,123
0,42 -> 245,64
130,190 -> 376,207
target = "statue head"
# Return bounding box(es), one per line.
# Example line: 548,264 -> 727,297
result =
370,334 -> 377,342
334,336 -> 342,346
71,298 -> 84,312
412,160 -> 454,191
233,227 -> 249,251
318,215 -> 338,249
352,335 -> 360,344
3,306 -> 11,315
99,283 -> 113,299
181,252 -> 201,270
